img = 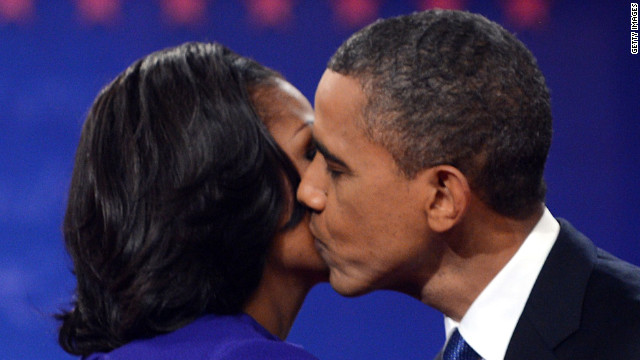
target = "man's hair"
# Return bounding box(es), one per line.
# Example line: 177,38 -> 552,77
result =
57,42 -> 304,355
328,10 -> 552,218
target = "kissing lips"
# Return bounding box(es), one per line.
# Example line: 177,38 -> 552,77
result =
308,217 -> 331,261
308,218 -> 324,249
313,237 -> 334,268
314,237 -> 327,251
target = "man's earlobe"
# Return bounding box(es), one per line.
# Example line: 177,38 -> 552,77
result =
423,165 -> 471,233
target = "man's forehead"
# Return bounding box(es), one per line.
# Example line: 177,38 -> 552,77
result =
315,70 -> 364,107
313,71 -> 367,137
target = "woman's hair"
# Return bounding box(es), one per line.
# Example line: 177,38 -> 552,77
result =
57,42 -> 305,355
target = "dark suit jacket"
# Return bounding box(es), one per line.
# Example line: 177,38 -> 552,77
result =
435,219 -> 640,360
504,219 -> 640,359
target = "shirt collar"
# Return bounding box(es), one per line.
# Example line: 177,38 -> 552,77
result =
443,207 -> 560,360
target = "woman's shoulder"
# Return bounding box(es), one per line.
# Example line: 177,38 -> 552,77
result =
83,313 -> 318,360
216,338 -> 319,360
208,313 -> 320,359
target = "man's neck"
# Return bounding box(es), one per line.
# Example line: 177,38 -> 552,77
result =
420,201 -> 544,321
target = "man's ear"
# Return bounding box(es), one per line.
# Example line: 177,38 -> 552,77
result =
421,165 -> 471,233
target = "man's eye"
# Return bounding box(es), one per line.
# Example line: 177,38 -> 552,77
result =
327,167 -> 343,179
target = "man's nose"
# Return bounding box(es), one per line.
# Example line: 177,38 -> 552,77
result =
297,156 -> 327,212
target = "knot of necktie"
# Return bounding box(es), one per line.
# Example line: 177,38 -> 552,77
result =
442,329 -> 482,360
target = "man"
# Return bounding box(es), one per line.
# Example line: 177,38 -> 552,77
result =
297,9 -> 640,360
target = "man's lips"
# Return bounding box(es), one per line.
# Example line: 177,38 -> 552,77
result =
308,216 -> 323,246
314,237 -> 327,251
313,237 -> 333,268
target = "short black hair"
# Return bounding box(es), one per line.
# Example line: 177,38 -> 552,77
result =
329,10 -> 552,218
57,42 -> 304,355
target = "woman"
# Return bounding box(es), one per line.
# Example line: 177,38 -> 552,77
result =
57,42 -> 326,359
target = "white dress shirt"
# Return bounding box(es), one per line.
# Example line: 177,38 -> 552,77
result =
442,207 -> 560,360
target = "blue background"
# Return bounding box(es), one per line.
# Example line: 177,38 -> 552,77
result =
1,1 -> 638,359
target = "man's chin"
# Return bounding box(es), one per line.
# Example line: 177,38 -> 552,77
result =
328,272 -> 373,298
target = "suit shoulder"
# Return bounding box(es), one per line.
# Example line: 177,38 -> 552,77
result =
582,248 -> 640,330
560,248 -> 640,357
591,248 -> 640,299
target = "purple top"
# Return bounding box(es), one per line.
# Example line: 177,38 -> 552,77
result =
83,313 -> 319,360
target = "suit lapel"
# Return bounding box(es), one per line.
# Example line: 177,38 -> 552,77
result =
505,314 -> 556,360
506,219 -> 597,359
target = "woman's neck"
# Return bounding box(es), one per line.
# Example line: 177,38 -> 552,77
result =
243,264 -> 320,339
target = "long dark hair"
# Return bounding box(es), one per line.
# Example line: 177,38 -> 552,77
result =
57,42 -> 304,355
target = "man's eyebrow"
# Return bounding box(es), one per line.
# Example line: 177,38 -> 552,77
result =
313,137 -> 349,169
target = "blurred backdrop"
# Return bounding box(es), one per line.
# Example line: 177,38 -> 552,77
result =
1,0 -> 638,359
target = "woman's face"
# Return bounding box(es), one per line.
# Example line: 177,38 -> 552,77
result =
252,78 -> 328,278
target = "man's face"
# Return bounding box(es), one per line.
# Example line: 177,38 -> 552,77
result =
297,70 -> 439,297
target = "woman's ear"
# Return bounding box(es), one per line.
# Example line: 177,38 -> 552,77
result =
421,165 -> 471,233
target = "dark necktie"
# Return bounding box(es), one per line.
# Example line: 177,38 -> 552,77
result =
443,329 -> 482,360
